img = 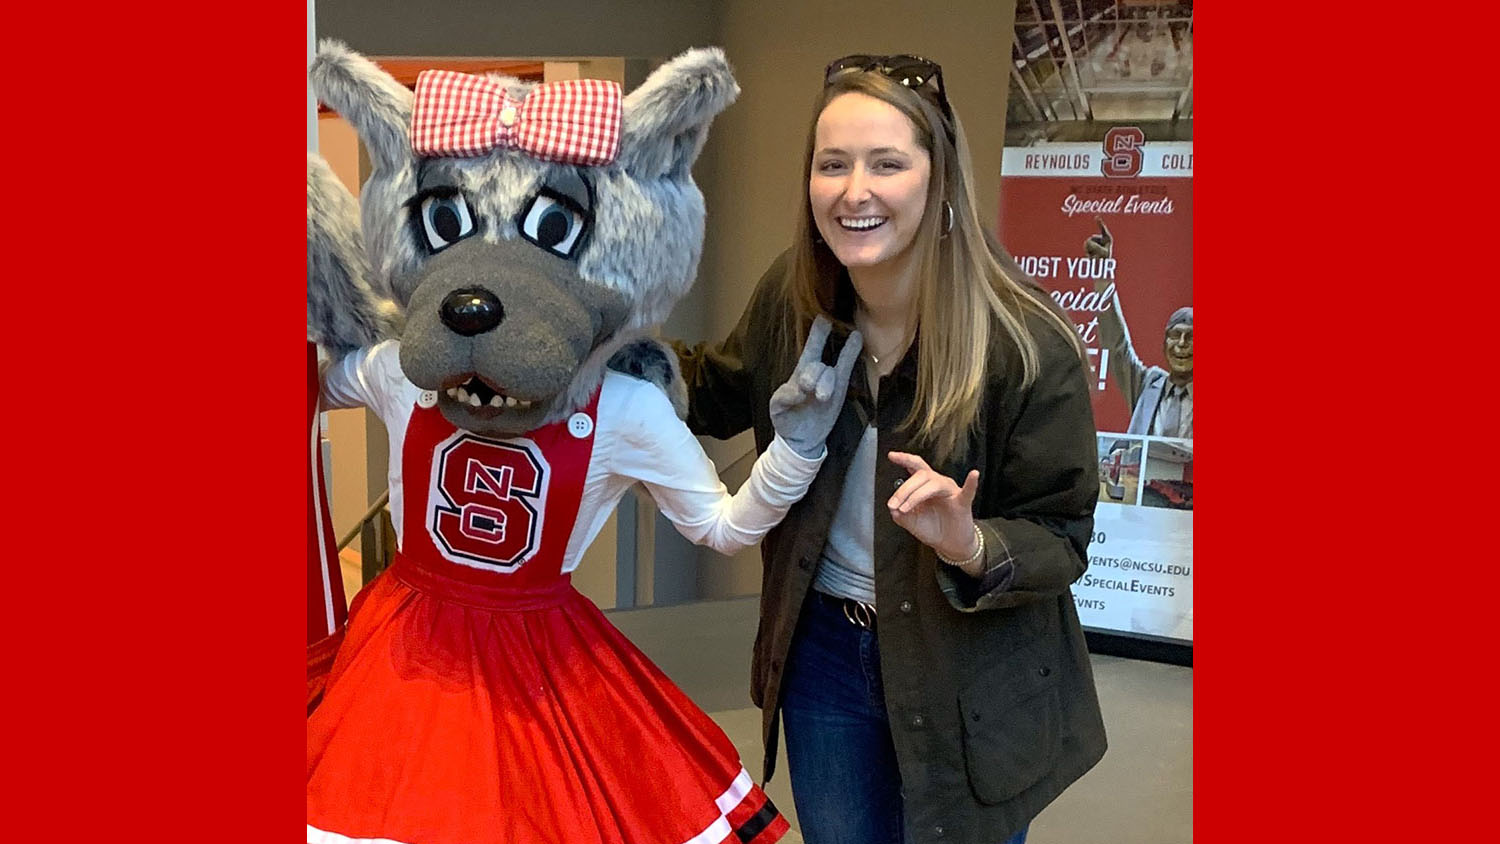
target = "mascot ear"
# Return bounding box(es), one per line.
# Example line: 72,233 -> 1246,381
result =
617,47 -> 740,180
308,153 -> 400,354
309,39 -> 413,174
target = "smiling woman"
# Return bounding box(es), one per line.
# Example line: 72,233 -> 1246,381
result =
808,93 -> 932,274
672,55 -> 1108,844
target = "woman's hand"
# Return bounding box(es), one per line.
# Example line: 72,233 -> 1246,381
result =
887,451 -> 981,568
769,315 -> 863,458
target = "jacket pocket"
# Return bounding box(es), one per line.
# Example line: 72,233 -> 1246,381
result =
957,659 -> 1063,805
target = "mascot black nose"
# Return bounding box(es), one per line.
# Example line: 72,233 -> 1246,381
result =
440,288 -> 505,336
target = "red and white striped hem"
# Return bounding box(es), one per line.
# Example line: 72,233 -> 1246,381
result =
682,768 -> 790,844
307,767 -> 787,844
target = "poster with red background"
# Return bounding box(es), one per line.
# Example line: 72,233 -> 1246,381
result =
1001,136 -> 1194,643
1000,140 -> 1193,434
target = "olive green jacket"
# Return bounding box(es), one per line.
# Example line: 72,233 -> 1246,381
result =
674,253 -> 1107,844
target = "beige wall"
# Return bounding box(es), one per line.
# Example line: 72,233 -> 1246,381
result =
316,114 -> 376,546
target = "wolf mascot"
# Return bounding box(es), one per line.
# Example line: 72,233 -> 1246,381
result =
305,43 -> 860,844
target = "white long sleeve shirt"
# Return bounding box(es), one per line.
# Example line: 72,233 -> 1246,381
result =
321,341 -> 823,572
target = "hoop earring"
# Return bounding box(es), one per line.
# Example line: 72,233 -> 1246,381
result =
941,200 -> 954,238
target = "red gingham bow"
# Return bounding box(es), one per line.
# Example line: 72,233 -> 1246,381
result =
410,70 -> 623,166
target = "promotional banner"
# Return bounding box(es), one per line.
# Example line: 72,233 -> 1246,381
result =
1001,0 -> 1194,645
1000,137 -> 1193,643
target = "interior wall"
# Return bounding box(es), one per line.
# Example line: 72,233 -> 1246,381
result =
315,115 -> 374,550
315,0 -> 719,57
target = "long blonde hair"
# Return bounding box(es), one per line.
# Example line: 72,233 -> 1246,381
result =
785,71 -> 1084,464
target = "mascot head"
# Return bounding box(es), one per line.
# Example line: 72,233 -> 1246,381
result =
310,42 -> 737,436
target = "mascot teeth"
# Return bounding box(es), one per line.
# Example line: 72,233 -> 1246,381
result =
446,377 -> 533,411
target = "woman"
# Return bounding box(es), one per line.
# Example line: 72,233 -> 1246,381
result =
674,56 -> 1107,844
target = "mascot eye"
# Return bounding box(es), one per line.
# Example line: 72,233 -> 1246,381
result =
518,190 -> 589,258
419,193 -> 476,252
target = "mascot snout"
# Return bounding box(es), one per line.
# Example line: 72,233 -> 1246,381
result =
397,240 -> 628,436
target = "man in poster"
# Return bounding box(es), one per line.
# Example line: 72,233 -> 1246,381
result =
1087,220 -> 1192,439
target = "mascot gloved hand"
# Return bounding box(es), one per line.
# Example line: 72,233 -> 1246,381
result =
305,42 -> 856,844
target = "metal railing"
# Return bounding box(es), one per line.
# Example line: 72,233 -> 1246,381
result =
337,490 -> 394,585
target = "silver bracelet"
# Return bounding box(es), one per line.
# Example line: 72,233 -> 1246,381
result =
936,523 -> 985,568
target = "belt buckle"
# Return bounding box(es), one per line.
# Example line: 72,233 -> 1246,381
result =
841,599 -> 875,629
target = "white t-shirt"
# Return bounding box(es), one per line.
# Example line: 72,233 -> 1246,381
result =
321,341 -> 823,572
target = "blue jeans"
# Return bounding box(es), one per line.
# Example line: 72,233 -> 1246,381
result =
780,591 -> 1028,844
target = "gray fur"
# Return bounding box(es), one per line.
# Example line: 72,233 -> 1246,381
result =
384,154 -> 549,310
594,47 -> 740,328
617,49 -> 740,180
307,43 -> 737,437
605,337 -> 689,420
309,40 -> 419,303
307,153 -> 399,354
308,40 -> 413,173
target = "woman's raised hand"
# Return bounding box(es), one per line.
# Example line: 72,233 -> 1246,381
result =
887,451 -> 981,564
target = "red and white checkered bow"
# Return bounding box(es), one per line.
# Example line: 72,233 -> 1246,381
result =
410,70 -> 623,166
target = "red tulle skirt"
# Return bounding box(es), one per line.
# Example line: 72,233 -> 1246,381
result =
307,554 -> 787,844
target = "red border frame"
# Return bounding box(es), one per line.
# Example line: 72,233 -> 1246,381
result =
11,3 -> 1490,841
7,4 -> 303,839
1202,4 -> 1491,841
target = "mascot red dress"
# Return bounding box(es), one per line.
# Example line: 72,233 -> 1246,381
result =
305,43 -> 859,844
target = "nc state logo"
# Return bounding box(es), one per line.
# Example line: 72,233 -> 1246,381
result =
427,433 -> 549,572
1101,127 -> 1145,178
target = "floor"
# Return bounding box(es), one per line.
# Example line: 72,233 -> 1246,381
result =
608,596 -> 1193,844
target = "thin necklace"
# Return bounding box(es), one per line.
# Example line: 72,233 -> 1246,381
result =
865,329 -> 913,366
855,300 -> 916,366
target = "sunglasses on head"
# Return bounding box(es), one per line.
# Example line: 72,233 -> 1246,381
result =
823,54 -> 954,125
